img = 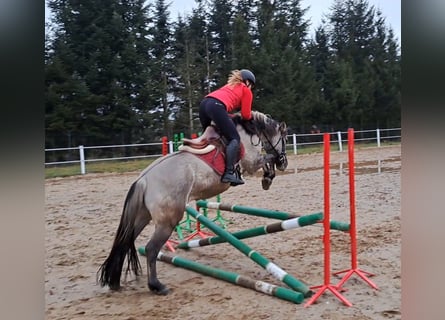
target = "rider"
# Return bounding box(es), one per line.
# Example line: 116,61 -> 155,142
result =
199,69 -> 256,186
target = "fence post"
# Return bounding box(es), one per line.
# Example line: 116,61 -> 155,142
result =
292,133 -> 297,155
79,145 -> 86,175
173,133 -> 179,151
376,129 -> 381,147
161,136 -> 168,155
337,131 -> 343,152
168,140 -> 174,154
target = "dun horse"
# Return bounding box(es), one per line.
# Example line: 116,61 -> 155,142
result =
98,111 -> 288,295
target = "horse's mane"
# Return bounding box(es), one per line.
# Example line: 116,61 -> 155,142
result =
232,111 -> 282,137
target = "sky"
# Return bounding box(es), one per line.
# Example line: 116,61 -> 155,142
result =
45,0 -> 401,44
301,0 -> 401,43
166,0 -> 401,44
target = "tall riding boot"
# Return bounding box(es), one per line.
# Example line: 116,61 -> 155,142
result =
221,140 -> 244,186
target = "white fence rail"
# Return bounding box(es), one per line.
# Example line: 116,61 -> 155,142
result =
45,128 -> 401,175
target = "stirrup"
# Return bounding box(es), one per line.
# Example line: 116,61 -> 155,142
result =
221,172 -> 244,186
230,180 -> 244,186
231,165 -> 244,186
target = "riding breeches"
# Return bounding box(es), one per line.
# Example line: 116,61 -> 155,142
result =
199,97 -> 240,143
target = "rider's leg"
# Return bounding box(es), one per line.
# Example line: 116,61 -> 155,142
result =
198,98 -> 214,132
221,138 -> 244,185
200,98 -> 244,186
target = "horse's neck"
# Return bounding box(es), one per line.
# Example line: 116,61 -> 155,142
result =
240,132 -> 260,153
238,128 -> 264,174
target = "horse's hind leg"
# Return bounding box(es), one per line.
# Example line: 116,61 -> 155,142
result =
145,224 -> 174,295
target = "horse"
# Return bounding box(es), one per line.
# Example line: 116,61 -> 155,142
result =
97,111 -> 288,295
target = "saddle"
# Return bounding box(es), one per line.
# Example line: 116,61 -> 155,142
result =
178,126 -> 221,154
178,125 -> 244,176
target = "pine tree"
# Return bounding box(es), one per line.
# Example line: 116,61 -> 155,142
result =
371,14 -> 401,129
207,0 -> 235,87
231,12 -> 254,69
45,0 -> 153,147
252,0 -> 316,132
149,0 -> 178,139
45,0 -> 401,148
171,3 -> 211,136
325,0 -> 400,129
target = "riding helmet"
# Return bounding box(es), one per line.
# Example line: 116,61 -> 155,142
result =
240,69 -> 256,85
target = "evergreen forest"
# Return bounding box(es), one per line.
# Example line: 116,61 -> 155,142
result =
45,0 -> 401,148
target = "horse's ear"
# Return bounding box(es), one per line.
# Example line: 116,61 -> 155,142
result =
279,122 -> 287,134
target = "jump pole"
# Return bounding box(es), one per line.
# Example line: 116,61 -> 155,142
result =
177,212 -> 324,249
304,133 -> 352,307
137,249 -> 304,304
185,206 -> 313,297
332,128 -> 378,289
196,200 -> 300,220
196,200 -> 350,231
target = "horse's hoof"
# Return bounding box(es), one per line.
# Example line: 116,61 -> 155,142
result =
157,287 -> 170,295
149,284 -> 170,295
262,177 -> 272,190
152,287 -> 170,295
109,283 -> 121,291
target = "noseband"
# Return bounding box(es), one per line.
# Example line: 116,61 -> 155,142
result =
261,132 -> 287,167
238,114 -> 287,167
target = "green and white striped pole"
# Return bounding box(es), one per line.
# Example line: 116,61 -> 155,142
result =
196,200 -> 349,231
138,249 -> 304,304
177,212 -> 323,249
197,200 -> 300,220
184,206 -> 313,297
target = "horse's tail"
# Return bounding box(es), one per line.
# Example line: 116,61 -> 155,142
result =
97,180 -> 145,290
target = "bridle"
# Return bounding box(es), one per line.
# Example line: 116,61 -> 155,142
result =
261,131 -> 287,167
241,116 -> 288,189
241,115 -> 287,168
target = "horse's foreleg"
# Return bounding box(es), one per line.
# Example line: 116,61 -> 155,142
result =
145,224 -> 174,295
262,161 -> 276,190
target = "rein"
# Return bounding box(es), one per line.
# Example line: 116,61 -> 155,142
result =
261,131 -> 287,165
235,112 -> 287,166
247,122 -> 286,166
